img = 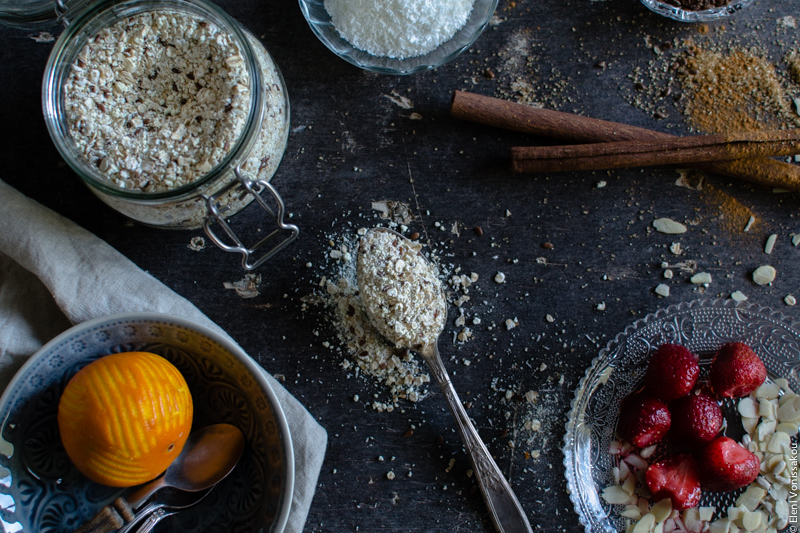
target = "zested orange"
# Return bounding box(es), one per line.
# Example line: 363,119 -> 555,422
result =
57,351 -> 193,487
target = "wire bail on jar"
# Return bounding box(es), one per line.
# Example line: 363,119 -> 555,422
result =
203,167 -> 299,271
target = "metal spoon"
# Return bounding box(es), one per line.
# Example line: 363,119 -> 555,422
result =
74,423 -> 245,533
119,486 -> 213,533
357,228 -> 532,533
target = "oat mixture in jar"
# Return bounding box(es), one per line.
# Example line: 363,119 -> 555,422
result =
63,11 -> 288,197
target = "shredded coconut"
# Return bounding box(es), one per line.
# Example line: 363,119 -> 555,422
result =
324,0 -> 475,59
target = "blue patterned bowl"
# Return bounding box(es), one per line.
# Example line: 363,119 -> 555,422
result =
0,313 -> 293,533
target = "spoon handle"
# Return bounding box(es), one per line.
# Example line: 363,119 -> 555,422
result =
72,497 -> 135,533
426,345 -> 533,533
133,507 -> 176,533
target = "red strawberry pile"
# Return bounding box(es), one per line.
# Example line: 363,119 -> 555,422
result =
615,342 -> 767,510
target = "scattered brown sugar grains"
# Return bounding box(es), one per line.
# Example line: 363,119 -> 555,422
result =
679,47 -> 800,134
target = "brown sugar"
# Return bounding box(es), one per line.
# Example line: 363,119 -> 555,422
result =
679,47 -> 800,134
700,183 -> 757,237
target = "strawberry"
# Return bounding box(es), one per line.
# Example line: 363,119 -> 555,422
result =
709,342 -> 767,398
698,436 -> 760,492
644,453 -> 702,510
669,388 -> 723,448
644,344 -> 700,401
616,393 -> 671,448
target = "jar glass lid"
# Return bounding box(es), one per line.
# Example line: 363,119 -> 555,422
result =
0,0 -> 57,28
0,0 -> 90,29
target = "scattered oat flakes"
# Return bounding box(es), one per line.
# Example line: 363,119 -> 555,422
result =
223,273 -> 261,298
187,236 -> 206,251
386,471 -> 396,480
792,234 -> 800,247
655,284 -> 670,297
505,318 -> 518,330
669,242 -> 683,255
384,91 -> 413,109
31,31 -> 55,43
494,272 -> 506,284
785,295 -> 797,306
663,269 -> 674,279
744,216 -> 756,232
596,302 -> 606,311
690,272 -> 712,285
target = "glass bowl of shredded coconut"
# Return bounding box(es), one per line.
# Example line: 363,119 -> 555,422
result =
640,0 -> 755,22
298,0 -> 498,74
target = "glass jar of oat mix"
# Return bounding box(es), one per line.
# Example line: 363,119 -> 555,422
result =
2,0 -> 297,269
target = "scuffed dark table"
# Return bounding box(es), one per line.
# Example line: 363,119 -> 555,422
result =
2,0 -> 799,530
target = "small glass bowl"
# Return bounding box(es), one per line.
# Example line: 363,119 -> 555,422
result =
641,0 -> 755,22
298,0 -> 498,75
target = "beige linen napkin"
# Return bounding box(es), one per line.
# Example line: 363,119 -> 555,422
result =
0,179 -> 326,533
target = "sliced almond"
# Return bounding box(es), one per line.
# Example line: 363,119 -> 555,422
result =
777,394 -> 800,422
651,499 -> 672,523
622,473 -> 637,495
741,416 -> 760,434
740,509 -> 763,531
767,431 -> 791,453
758,398 -> 776,419
621,505 -> 644,520
698,507 -> 715,522
633,513 -> 656,533
601,484 -> 635,505
707,517 -> 733,533
735,486 -> 766,511
775,421 -> 800,435
738,397 -> 759,419
755,382 -> 782,400
756,418 -> 776,443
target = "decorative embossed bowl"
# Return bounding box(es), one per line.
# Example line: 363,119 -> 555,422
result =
640,0 -> 755,22
0,313 -> 293,533
563,299 -> 800,532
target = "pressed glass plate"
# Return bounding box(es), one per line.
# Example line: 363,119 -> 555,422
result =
563,299 -> 800,532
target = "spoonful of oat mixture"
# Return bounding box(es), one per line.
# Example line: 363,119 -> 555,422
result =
357,227 -> 532,533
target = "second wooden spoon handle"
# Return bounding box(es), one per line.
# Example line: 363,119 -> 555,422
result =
73,496 -> 135,533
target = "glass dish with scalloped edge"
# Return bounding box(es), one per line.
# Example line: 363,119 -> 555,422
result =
563,298 -> 800,532
298,0 -> 498,75
640,0 -> 755,22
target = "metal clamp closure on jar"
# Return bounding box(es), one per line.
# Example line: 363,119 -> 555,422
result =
30,0 -> 297,269
204,168 -> 299,270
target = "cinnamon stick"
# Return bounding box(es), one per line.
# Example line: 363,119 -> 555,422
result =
510,131 -> 800,173
450,90 -> 800,192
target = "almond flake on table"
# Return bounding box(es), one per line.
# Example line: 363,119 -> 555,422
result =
652,218 -> 687,234
752,265 -> 777,286
654,284 -> 670,297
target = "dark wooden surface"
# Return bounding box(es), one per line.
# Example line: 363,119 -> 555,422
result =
2,0 -> 800,531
